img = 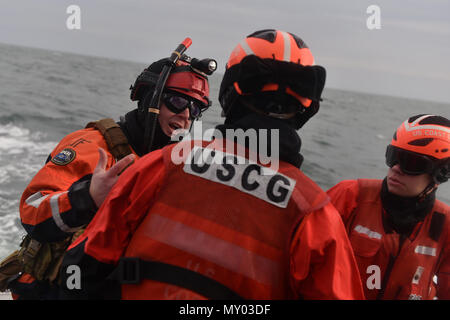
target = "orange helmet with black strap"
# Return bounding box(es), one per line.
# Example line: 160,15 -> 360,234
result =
219,29 -> 326,129
386,114 -> 450,183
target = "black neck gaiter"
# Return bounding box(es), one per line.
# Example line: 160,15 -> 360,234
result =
118,109 -> 171,157
215,113 -> 304,168
380,177 -> 436,235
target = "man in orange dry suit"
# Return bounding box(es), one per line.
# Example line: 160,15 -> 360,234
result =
7,56 -> 213,299
327,114 -> 450,299
59,29 -> 364,300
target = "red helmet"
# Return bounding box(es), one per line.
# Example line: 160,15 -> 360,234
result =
219,29 -> 326,127
386,114 -> 450,183
131,58 -> 210,107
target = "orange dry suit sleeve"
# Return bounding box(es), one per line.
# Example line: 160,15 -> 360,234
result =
437,233 -> 450,299
289,203 -> 365,299
19,128 -> 115,242
326,180 -> 359,224
59,149 -> 165,299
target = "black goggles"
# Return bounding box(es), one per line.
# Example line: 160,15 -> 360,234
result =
162,93 -> 207,120
227,55 -> 326,102
385,145 -> 436,176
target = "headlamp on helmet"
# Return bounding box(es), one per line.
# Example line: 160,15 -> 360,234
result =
130,56 -> 213,109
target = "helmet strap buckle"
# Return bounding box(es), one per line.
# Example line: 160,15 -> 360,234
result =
417,182 -> 438,203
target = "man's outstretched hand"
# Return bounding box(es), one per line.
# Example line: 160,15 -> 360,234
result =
89,148 -> 136,208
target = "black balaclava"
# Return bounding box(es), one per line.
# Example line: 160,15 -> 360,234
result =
217,99 -> 304,168
380,177 -> 436,235
118,107 -> 171,157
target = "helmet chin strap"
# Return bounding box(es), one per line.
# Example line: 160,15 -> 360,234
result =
188,119 -> 195,132
417,181 -> 438,203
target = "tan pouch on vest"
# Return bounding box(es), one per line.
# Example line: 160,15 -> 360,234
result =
0,250 -> 22,291
0,229 -> 85,291
85,118 -> 133,160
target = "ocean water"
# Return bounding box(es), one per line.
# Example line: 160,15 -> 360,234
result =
0,42 -> 449,259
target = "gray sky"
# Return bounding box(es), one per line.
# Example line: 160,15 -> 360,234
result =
1,0 -> 450,104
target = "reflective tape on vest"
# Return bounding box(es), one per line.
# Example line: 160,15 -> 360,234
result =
50,192 -> 80,233
414,246 -> 437,257
25,192 -> 50,208
144,213 -> 281,286
354,224 -> 382,240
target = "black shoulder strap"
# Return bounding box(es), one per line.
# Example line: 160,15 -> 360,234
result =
429,211 -> 446,242
110,257 -> 243,300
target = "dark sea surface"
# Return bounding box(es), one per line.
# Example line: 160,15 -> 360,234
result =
0,42 -> 449,259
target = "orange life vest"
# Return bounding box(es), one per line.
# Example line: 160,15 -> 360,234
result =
346,179 -> 449,300
119,141 -> 329,299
